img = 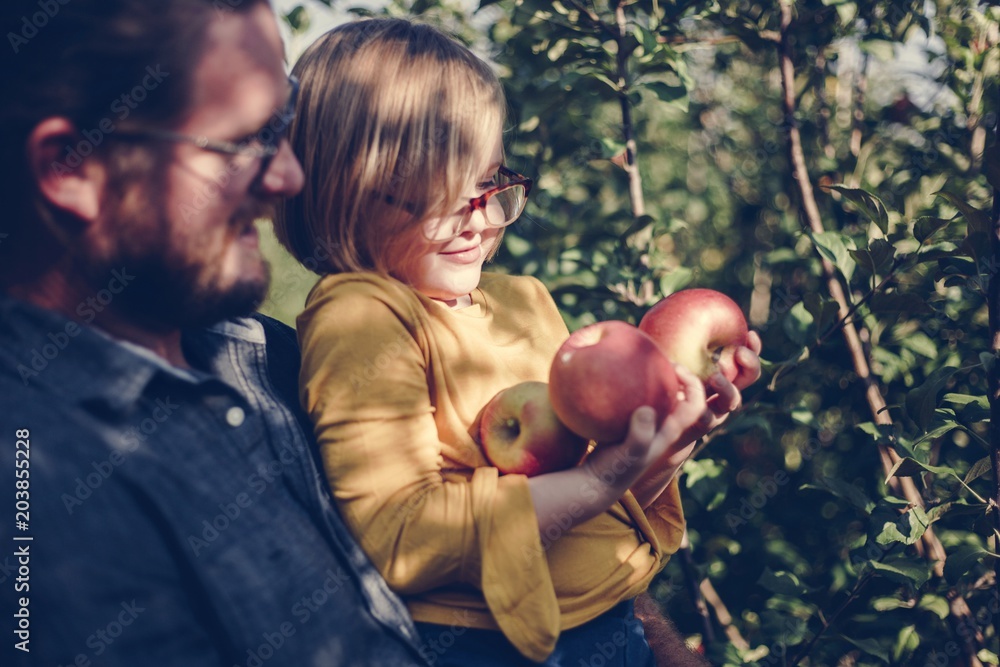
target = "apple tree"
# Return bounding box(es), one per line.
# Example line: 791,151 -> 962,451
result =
266,0 -> 1000,664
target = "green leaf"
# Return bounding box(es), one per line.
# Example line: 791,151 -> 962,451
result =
871,596 -> 912,612
910,422 -> 960,449
943,545 -> 1000,584
826,185 -> 890,234
900,332 -> 938,359
723,413 -> 773,438
962,231 -> 989,265
885,456 -> 957,482
868,558 -> 932,587
633,24 -> 659,56
943,393 -> 990,422
783,301 -> 814,346
801,476 -> 876,515
859,37 -> 896,63
757,567 -> 812,596
893,624 -> 920,663
597,136 -> 626,159
857,421 -> 893,445
874,506 -> 929,547
850,238 -> 895,276
684,458 -> 728,511
658,267 -> 693,297
926,499 -> 986,525
790,405 -> 819,428
935,191 -> 990,235
904,366 -> 958,430
284,5 -> 310,33
979,649 -> 1000,665
588,72 -> 620,92
963,457 -> 992,485
547,38 -> 569,61
917,594 -> 951,619
840,635 -> 889,664
913,216 -> 952,243
641,81 -> 688,110
937,256 -> 979,277
809,230 -> 856,282
766,248 -> 800,264
833,1 -> 857,24
803,292 -> 840,335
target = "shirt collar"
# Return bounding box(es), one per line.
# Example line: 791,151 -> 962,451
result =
0,293 -> 211,415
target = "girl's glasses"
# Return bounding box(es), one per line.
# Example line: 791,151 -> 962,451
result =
424,165 -> 533,243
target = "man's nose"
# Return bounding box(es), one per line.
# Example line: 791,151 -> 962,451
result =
254,139 -> 304,197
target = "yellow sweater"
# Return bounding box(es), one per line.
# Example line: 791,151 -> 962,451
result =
297,271 -> 685,662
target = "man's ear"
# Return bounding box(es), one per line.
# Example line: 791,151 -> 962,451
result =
25,117 -> 107,224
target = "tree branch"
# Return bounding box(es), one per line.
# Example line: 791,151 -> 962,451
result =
613,0 -> 645,219
699,577 -> 749,651
776,2 -> 982,665
675,532 -> 716,647
988,83 -> 1000,659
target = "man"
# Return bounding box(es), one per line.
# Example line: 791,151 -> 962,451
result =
0,1 -> 429,664
0,1 -> 728,665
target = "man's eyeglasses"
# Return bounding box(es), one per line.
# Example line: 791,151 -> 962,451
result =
111,75 -> 299,175
424,165 -> 533,243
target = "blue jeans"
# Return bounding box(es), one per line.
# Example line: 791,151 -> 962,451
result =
416,599 -> 656,666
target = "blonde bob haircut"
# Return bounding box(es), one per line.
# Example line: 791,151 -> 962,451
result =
275,18 -> 507,276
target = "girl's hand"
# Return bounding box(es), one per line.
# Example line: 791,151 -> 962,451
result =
627,335 -> 761,509
528,333 -> 763,531
684,329 -> 762,443
730,330 -> 763,391
583,366 -> 709,494
649,364 -> 714,469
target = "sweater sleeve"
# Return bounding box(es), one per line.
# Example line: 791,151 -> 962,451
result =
297,276 -> 559,661
641,477 -> 686,560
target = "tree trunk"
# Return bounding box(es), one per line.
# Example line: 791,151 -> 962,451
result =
777,1 -> 982,664
613,0 -> 645,219
988,93 -> 1000,658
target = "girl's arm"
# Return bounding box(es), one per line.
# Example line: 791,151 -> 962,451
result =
528,365 -> 712,535
629,333 -> 762,509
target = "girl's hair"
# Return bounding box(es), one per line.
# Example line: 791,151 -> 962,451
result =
275,18 -> 507,276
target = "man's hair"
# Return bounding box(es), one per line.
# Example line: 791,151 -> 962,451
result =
273,18 -> 507,277
0,0 -> 268,259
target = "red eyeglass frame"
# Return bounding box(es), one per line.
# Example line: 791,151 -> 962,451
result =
427,165 -> 533,241
462,165 -> 533,218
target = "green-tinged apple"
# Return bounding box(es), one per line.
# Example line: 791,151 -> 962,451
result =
548,321 -> 680,443
638,288 -> 749,382
479,381 -> 590,476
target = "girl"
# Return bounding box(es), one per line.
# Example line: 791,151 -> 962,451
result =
275,18 -> 757,665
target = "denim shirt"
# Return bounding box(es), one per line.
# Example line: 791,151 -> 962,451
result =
0,294 -> 429,666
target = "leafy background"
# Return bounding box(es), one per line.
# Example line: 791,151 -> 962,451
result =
261,1 -> 999,664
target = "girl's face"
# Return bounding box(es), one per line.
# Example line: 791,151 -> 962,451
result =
395,139 -> 505,308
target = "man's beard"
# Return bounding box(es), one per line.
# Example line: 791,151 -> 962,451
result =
76,193 -> 272,332
120,251 -> 270,330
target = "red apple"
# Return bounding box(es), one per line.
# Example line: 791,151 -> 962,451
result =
480,381 -> 590,476
638,288 -> 749,381
548,321 -> 680,443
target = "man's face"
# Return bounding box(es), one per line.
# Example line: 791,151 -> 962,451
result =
90,3 -> 303,330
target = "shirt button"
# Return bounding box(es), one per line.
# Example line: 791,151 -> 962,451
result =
225,406 -> 246,428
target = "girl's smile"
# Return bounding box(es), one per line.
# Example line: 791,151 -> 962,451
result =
395,140 -> 505,309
